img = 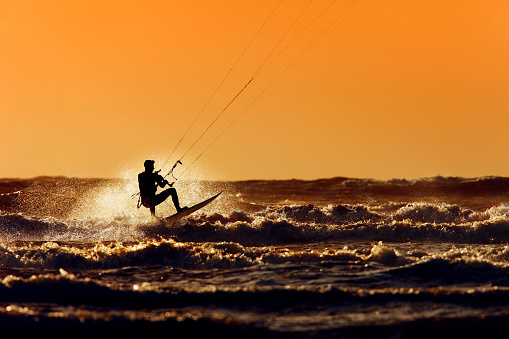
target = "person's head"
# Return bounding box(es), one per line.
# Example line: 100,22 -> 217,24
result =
144,160 -> 155,172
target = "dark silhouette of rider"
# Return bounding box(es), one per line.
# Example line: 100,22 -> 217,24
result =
138,160 -> 186,216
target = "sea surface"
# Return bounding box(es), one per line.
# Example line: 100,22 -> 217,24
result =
1,176 -> 509,338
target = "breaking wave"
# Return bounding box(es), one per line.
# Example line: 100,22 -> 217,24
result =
2,200 -> 509,245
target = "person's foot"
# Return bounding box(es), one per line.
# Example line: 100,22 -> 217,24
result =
177,206 -> 188,213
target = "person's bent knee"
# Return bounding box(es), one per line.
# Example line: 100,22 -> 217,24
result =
165,187 -> 177,196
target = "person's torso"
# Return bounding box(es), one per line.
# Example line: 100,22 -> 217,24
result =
138,172 -> 159,197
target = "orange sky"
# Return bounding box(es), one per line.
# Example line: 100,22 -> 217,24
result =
1,0 -> 509,180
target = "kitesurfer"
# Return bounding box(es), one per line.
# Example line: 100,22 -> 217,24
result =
138,160 -> 186,216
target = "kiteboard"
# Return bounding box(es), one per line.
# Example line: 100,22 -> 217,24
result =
161,192 -> 221,225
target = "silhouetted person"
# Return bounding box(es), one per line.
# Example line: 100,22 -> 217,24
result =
138,160 -> 186,216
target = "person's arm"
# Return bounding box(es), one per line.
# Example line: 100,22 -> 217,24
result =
156,174 -> 172,188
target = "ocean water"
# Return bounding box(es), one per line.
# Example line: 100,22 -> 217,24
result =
1,176 -> 509,338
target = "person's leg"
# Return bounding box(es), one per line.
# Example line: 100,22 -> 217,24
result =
169,189 -> 182,212
154,188 -> 183,212
142,197 -> 157,216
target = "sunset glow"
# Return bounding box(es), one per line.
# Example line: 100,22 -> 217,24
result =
1,0 -> 508,180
